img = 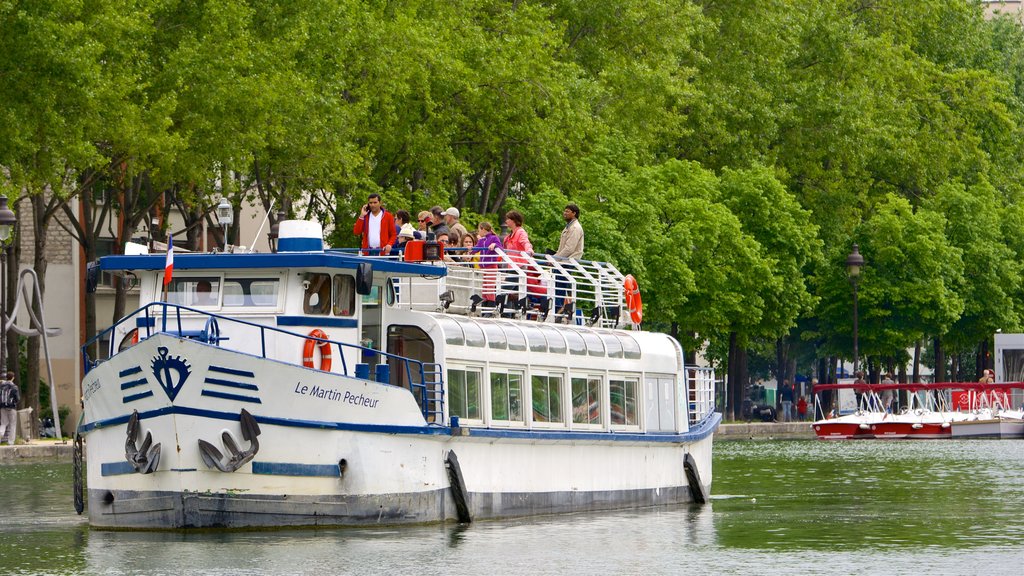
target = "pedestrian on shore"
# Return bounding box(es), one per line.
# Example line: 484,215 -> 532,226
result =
0,371 -> 20,446
780,380 -> 794,422
797,395 -> 808,421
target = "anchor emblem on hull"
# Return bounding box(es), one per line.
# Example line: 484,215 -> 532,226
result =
125,410 -> 161,474
151,347 -> 190,401
198,409 -> 262,473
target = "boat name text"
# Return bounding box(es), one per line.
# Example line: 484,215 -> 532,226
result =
294,382 -> 380,408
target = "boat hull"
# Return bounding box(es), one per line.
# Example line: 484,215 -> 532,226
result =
81,334 -> 718,529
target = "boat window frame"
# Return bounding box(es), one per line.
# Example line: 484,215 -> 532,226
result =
529,369 -> 566,429
570,373 -> 604,429
597,331 -> 624,358
164,275 -> 223,309
537,326 -> 567,354
302,272 -> 333,315
609,374 -> 641,430
475,319 -> 508,350
521,325 -> 548,353
561,329 -> 587,356
219,273 -> 284,310
447,364 -> 484,424
436,316 -> 465,346
488,366 -> 527,428
576,328 -> 606,357
333,274 -> 357,317
497,322 -> 528,352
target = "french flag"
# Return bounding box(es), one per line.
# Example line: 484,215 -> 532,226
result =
163,235 -> 174,286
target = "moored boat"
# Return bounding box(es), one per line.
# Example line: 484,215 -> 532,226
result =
75,221 -> 720,529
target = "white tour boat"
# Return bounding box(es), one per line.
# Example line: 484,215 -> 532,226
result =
75,221 -> 720,529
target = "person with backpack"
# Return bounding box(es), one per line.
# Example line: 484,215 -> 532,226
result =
0,371 -> 20,445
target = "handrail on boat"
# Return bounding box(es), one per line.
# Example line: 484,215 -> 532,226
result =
81,302 -> 443,422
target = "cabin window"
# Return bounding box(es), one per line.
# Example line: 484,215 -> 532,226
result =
522,326 -> 547,353
477,320 -> 507,350
303,273 -> 332,315
562,330 -> 586,356
333,275 -> 356,316
578,329 -> 605,357
538,326 -> 566,354
531,374 -> 564,424
461,321 -> 486,347
490,370 -> 524,423
610,378 -> 639,426
598,332 -> 623,358
166,277 -> 220,308
618,334 -> 642,359
222,277 -> 280,307
571,376 -> 602,426
448,367 -> 482,421
437,316 -> 465,345
499,323 -> 528,351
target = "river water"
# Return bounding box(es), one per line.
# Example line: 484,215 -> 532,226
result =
1,439 -> 1021,575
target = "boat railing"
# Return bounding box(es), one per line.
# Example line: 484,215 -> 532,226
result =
392,248 -> 628,328
687,367 -> 717,426
82,302 -> 443,422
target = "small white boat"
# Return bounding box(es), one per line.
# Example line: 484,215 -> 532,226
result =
75,221 -> 720,529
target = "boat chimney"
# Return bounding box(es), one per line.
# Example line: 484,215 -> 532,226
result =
276,221 -> 325,253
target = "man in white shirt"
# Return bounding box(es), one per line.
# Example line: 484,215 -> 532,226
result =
352,193 -> 396,255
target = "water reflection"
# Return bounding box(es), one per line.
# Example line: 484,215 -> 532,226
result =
1,441 -> 1022,575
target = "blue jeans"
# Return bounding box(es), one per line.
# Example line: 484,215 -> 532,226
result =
782,401 -> 793,422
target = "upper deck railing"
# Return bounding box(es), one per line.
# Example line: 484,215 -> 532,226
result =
82,302 -> 444,422
343,247 -> 632,329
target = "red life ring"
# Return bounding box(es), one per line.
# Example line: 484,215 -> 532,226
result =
624,274 -> 643,324
303,329 -> 332,371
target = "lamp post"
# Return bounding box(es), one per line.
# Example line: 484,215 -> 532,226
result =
216,198 -> 233,252
0,196 -> 17,372
846,243 -> 865,377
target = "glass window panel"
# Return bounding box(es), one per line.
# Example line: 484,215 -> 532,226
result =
166,277 -> 220,307
531,374 -> 563,424
522,326 -> 547,352
610,379 -> 639,426
538,326 -> 566,353
618,334 -> 642,359
499,323 -> 527,351
572,376 -> 602,425
333,276 -> 356,316
491,371 -> 524,422
448,368 -> 481,420
562,329 -> 586,356
436,317 -> 465,346
578,329 -> 605,357
303,273 -> 332,315
220,278 -> 280,307
461,321 -> 486,347
477,320 -> 507,349
599,332 -> 623,358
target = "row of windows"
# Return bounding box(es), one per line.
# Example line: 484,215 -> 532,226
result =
435,315 -> 642,358
166,276 -> 280,308
448,367 -> 640,428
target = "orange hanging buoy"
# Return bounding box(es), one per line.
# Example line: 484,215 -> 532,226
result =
623,274 -> 643,324
302,329 -> 333,371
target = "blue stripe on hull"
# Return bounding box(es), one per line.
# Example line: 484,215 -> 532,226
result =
80,406 -> 721,444
101,461 -> 137,476
251,462 -> 341,477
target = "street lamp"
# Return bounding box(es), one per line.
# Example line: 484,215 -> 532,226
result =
846,243 -> 865,377
0,196 -> 17,372
216,198 -> 233,252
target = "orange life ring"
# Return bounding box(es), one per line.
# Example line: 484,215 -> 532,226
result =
302,329 -> 332,371
624,274 -> 643,324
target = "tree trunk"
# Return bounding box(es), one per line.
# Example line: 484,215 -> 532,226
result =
27,193 -> 52,438
934,336 -> 945,383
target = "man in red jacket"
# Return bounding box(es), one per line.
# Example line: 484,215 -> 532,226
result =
352,193 -> 396,255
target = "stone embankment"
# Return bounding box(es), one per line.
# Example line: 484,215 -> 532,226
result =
716,421 -> 815,440
0,440 -> 74,461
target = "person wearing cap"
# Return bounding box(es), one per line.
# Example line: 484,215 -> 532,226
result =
443,207 -> 468,246
396,224 -> 417,250
428,206 -> 450,240
352,193 -> 396,256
